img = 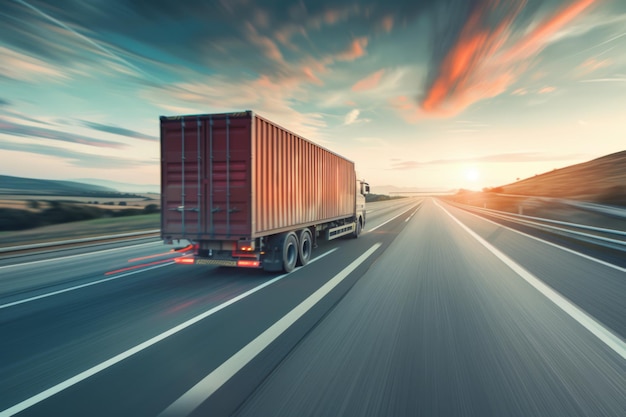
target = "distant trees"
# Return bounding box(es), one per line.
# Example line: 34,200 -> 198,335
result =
143,204 -> 159,214
0,202 -> 161,232
365,194 -> 405,203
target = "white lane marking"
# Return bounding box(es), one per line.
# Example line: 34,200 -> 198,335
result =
158,243 -> 382,417
444,202 -> 625,273
0,241 -> 162,270
365,205 -> 417,233
0,262 -> 175,310
436,201 -> 626,360
0,248 -> 338,417
404,209 -> 418,223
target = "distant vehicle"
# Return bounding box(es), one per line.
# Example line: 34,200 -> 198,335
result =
160,111 -> 369,272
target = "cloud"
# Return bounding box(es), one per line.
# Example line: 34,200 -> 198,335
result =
0,139 -> 151,168
381,16 -> 394,33
0,0 -> 379,87
352,70 -> 385,92
575,58 -> 612,77
0,117 -> 124,148
77,120 -> 157,141
579,77 -> 626,83
0,98 -> 10,107
344,109 -> 360,125
244,21 -> 285,63
418,0 -> 599,117
390,152 -> 585,170
512,88 -> 528,96
13,0 -> 150,80
336,37 -> 369,62
0,4 -> 150,85
0,46 -> 69,82
143,73 -> 326,140
538,86 -> 557,94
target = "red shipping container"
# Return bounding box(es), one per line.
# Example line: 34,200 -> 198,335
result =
161,111 -> 356,242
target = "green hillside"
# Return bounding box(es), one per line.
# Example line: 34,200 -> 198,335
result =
0,175 -> 117,196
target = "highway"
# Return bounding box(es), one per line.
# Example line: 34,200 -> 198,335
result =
1,198 -> 624,417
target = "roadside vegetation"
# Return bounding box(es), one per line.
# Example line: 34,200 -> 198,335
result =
0,213 -> 160,248
0,200 -> 160,231
366,193 -> 405,203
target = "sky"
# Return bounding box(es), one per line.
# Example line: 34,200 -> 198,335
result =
0,0 -> 625,192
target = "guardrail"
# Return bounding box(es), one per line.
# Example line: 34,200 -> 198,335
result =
0,229 -> 161,254
448,202 -> 626,251
494,193 -> 626,219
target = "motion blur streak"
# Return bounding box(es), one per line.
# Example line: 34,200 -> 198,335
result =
127,245 -> 193,262
12,0 -> 152,81
421,0 -> 598,115
159,243 -> 382,417
104,258 -> 174,275
436,201 -> 626,360
0,262 -> 173,310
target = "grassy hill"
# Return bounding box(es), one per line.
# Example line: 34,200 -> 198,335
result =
0,175 -> 118,196
498,151 -> 626,205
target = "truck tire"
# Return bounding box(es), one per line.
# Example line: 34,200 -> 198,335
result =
352,217 -> 362,238
297,229 -> 312,266
282,232 -> 299,272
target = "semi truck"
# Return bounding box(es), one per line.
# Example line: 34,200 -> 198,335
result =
161,111 -> 369,272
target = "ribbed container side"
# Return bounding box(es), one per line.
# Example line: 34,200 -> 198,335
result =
252,115 -> 356,236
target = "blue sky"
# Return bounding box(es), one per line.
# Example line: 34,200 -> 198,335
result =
0,0 -> 625,191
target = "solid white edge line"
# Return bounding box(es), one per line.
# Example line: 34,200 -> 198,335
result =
0,248 -> 338,417
435,200 -> 626,360
404,209 -> 419,223
158,243 -> 382,417
444,200 -> 625,273
0,241 -> 162,270
365,205 -> 417,233
0,230 -> 160,252
0,262 -> 175,310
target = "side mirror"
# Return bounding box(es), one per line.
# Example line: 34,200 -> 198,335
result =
362,183 -> 370,195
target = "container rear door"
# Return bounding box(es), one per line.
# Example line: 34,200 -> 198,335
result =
205,115 -> 252,239
161,114 -> 252,241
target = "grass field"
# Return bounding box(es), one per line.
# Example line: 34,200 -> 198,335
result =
499,151 -> 626,204
0,214 -> 160,248
0,195 -> 159,211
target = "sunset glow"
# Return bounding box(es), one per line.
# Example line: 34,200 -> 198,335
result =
0,0 -> 624,191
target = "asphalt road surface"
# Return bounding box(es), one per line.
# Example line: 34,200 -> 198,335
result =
1,198 -> 623,417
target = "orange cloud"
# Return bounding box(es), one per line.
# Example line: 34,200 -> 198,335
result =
0,46 -> 68,82
576,58 -> 612,76
324,10 -> 341,24
538,86 -> 556,94
506,0 -> 597,60
337,37 -> 368,61
420,0 -> 598,116
302,66 -> 323,85
352,69 -> 385,91
245,22 -> 284,62
381,16 -> 394,33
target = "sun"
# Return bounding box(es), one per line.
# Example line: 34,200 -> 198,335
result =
465,167 -> 480,182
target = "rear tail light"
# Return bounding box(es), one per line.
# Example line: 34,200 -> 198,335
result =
237,260 -> 260,268
237,241 -> 255,251
175,257 -> 195,264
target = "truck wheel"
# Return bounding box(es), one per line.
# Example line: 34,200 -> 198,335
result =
297,229 -> 312,266
282,232 -> 299,273
352,217 -> 362,238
